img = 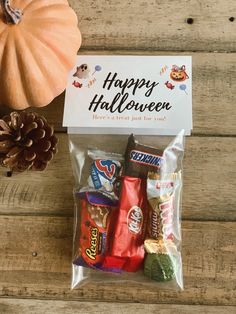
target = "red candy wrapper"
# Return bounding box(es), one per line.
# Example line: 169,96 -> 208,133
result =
103,176 -> 148,272
73,192 -> 116,270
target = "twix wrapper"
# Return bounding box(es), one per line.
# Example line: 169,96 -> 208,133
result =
146,172 -> 181,241
143,172 -> 181,282
147,194 -> 174,240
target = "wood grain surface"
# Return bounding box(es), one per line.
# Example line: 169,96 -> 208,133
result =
0,0 -> 235,311
0,134 -> 235,221
1,52 -> 235,136
0,216 -> 235,305
0,299 -> 235,314
70,0 -> 236,52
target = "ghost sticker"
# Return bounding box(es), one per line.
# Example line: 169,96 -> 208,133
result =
72,63 -> 102,89
73,64 -> 90,79
170,65 -> 189,82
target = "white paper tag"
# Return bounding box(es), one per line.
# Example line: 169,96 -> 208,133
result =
63,55 -> 192,135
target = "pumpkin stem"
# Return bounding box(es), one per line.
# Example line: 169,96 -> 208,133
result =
0,0 -> 22,24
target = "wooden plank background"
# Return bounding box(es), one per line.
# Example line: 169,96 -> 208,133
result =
1,299 -> 236,314
73,0 -> 236,52
0,217 -> 235,304
0,0 -> 235,312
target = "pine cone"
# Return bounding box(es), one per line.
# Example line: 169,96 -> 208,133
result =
0,111 -> 58,172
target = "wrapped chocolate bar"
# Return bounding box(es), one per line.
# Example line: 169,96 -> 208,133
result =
144,171 -> 183,286
102,176 -> 148,272
78,149 -> 123,199
124,134 -> 164,178
87,150 -> 122,193
146,172 -> 182,240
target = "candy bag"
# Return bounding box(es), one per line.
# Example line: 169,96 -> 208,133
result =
69,132 -> 185,290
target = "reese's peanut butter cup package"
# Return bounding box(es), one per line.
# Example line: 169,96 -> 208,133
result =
73,191 -> 117,270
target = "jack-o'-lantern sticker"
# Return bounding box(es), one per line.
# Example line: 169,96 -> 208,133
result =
170,65 -> 189,82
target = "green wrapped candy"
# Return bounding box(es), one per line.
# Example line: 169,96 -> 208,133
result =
144,253 -> 175,282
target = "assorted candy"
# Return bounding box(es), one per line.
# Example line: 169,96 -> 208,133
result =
88,159 -> 121,192
73,135 -> 182,283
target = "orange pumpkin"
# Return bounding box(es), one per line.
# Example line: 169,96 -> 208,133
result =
0,0 -> 81,109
